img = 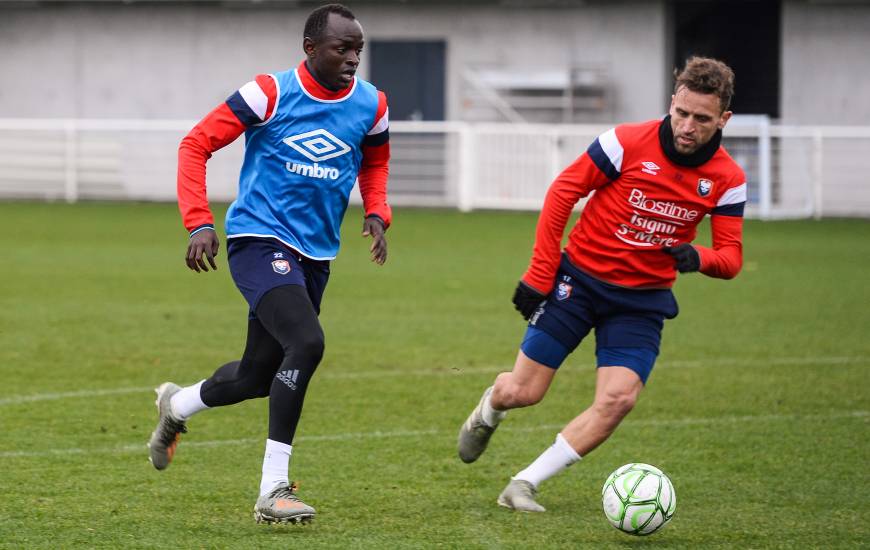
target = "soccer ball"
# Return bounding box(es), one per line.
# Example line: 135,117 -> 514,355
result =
601,463 -> 676,536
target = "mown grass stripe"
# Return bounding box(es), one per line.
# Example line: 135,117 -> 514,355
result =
1,410 -> 864,459
0,355 -> 866,407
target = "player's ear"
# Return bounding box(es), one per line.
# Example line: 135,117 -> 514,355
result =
303,36 -> 316,59
717,110 -> 732,129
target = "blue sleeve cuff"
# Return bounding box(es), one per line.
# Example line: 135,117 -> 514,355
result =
189,224 -> 215,238
365,214 -> 386,226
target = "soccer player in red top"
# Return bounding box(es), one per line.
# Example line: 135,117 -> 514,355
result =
457,57 -> 746,512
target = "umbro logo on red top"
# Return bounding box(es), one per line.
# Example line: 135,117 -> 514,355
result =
641,161 -> 661,176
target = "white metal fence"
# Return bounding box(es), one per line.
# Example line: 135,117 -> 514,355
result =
1,118 -> 869,219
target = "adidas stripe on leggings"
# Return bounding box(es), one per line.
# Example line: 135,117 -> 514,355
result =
198,284 -> 324,445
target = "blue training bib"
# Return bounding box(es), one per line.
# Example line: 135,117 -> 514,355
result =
225,68 -> 379,260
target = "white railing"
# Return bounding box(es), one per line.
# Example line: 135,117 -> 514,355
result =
1,118 -> 869,219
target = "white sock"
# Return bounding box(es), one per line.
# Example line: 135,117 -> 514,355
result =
481,387 -> 507,427
260,439 -> 293,496
170,380 -> 208,420
513,433 -> 582,488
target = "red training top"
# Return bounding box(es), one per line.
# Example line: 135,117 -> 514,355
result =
523,119 -> 746,292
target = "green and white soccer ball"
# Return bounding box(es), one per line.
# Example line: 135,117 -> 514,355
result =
601,463 -> 676,536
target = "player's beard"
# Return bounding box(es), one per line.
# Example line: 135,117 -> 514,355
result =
672,135 -> 700,155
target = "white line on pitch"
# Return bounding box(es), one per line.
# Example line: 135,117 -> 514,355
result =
0,355 -> 866,407
0,386 -> 154,406
0,410 -> 865,459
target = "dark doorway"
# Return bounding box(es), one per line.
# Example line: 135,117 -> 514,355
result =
671,1 -> 781,117
369,40 -> 446,121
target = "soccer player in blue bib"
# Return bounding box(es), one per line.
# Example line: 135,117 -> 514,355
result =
148,4 -> 391,524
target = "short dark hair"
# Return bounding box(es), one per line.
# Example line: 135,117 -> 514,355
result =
673,56 -> 735,112
304,3 -> 356,42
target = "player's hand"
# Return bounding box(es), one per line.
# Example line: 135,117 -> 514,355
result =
362,215 -> 387,265
185,229 -> 220,273
662,243 -> 700,273
512,281 -> 547,320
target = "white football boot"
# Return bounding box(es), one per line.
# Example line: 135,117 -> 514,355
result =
457,386 -> 504,463
148,382 -> 187,470
497,479 -> 546,512
254,482 -> 315,524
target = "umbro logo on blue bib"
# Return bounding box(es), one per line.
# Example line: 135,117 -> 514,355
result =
283,129 -> 350,162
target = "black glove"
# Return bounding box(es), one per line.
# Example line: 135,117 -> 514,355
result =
512,281 -> 547,320
662,244 -> 700,273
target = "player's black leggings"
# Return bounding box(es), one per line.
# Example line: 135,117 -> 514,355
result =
199,284 -> 324,445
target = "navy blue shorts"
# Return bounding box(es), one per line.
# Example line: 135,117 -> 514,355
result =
227,237 -> 330,317
522,255 -> 679,383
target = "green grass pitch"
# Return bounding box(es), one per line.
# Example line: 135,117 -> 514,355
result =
0,201 -> 867,548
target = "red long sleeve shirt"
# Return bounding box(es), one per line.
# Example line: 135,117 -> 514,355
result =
523,119 -> 745,293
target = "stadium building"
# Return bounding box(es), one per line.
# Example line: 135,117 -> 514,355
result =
1,0 -> 869,216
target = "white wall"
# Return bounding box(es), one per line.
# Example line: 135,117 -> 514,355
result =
4,1 -> 870,126
781,0 -> 870,125
0,2 -> 667,123
777,1 -> 870,216
0,4 -> 310,119
354,2 -> 668,123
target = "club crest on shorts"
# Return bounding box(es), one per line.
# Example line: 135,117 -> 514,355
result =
272,259 -> 291,275
697,178 -> 713,197
556,281 -> 573,301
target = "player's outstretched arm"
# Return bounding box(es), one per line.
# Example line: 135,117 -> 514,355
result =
186,228 -> 220,273
362,215 -> 387,265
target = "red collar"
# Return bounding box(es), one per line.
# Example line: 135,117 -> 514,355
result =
296,61 -> 354,101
